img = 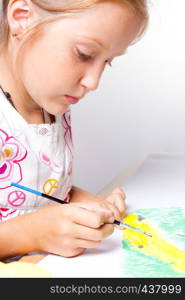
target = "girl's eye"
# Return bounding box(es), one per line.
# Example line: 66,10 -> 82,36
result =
77,50 -> 93,61
76,48 -> 112,67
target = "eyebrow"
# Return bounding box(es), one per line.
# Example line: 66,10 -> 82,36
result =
79,35 -> 125,56
88,37 -> 108,50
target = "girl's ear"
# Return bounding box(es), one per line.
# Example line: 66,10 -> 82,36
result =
7,0 -> 35,37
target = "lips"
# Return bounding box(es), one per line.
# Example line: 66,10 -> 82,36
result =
64,95 -> 80,104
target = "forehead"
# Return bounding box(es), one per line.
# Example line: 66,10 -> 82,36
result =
46,2 -> 141,56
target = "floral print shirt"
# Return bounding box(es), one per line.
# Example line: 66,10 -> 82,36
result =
0,88 -> 73,221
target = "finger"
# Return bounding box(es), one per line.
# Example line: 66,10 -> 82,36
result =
73,237 -> 114,249
78,201 -> 120,222
115,224 -> 126,230
74,238 -> 101,249
104,201 -> 121,221
106,194 -> 125,216
73,201 -> 113,216
73,223 -> 115,241
112,187 -> 126,198
99,223 -> 115,238
58,247 -> 86,258
107,188 -> 126,215
75,225 -> 114,248
68,205 -> 114,229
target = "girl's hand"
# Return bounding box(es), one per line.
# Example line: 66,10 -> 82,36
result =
69,186 -> 126,222
104,187 -> 126,220
28,204 -> 115,258
74,187 -> 126,222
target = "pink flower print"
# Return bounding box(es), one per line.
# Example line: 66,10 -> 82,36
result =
0,207 -> 16,219
39,152 -> 64,174
67,160 -> 72,176
62,111 -> 73,156
0,129 -> 27,189
62,111 -> 73,176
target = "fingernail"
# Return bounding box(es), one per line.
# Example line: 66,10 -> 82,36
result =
108,215 -> 114,223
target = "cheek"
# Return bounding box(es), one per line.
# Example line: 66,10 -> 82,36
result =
20,44 -> 82,101
20,53 -> 62,97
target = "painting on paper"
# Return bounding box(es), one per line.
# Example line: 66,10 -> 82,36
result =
121,207 -> 185,277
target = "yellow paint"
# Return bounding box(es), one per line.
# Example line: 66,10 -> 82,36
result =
122,214 -> 185,274
0,261 -> 52,277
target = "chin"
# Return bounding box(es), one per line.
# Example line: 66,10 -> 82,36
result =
47,104 -> 70,116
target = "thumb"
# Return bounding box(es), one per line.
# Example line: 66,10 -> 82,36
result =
111,187 -> 126,199
107,187 -> 126,217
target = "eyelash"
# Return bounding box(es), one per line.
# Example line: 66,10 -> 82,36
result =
77,50 -> 112,67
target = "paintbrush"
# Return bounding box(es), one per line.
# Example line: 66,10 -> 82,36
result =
114,220 -> 152,237
11,182 -> 152,237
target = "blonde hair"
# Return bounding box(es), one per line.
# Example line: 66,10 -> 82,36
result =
0,0 -> 149,69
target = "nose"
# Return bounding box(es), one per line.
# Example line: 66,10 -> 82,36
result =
80,66 -> 104,91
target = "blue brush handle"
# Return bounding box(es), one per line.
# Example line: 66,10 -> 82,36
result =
11,183 -> 151,235
11,182 -> 42,196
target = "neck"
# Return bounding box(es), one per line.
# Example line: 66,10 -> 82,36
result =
0,53 -> 45,124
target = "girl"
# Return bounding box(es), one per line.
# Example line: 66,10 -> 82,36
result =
0,0 -> 148,259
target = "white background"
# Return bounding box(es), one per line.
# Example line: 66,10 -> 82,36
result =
71,0 -> 185,193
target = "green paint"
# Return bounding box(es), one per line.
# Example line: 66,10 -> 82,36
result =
121,207 -> 185,277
